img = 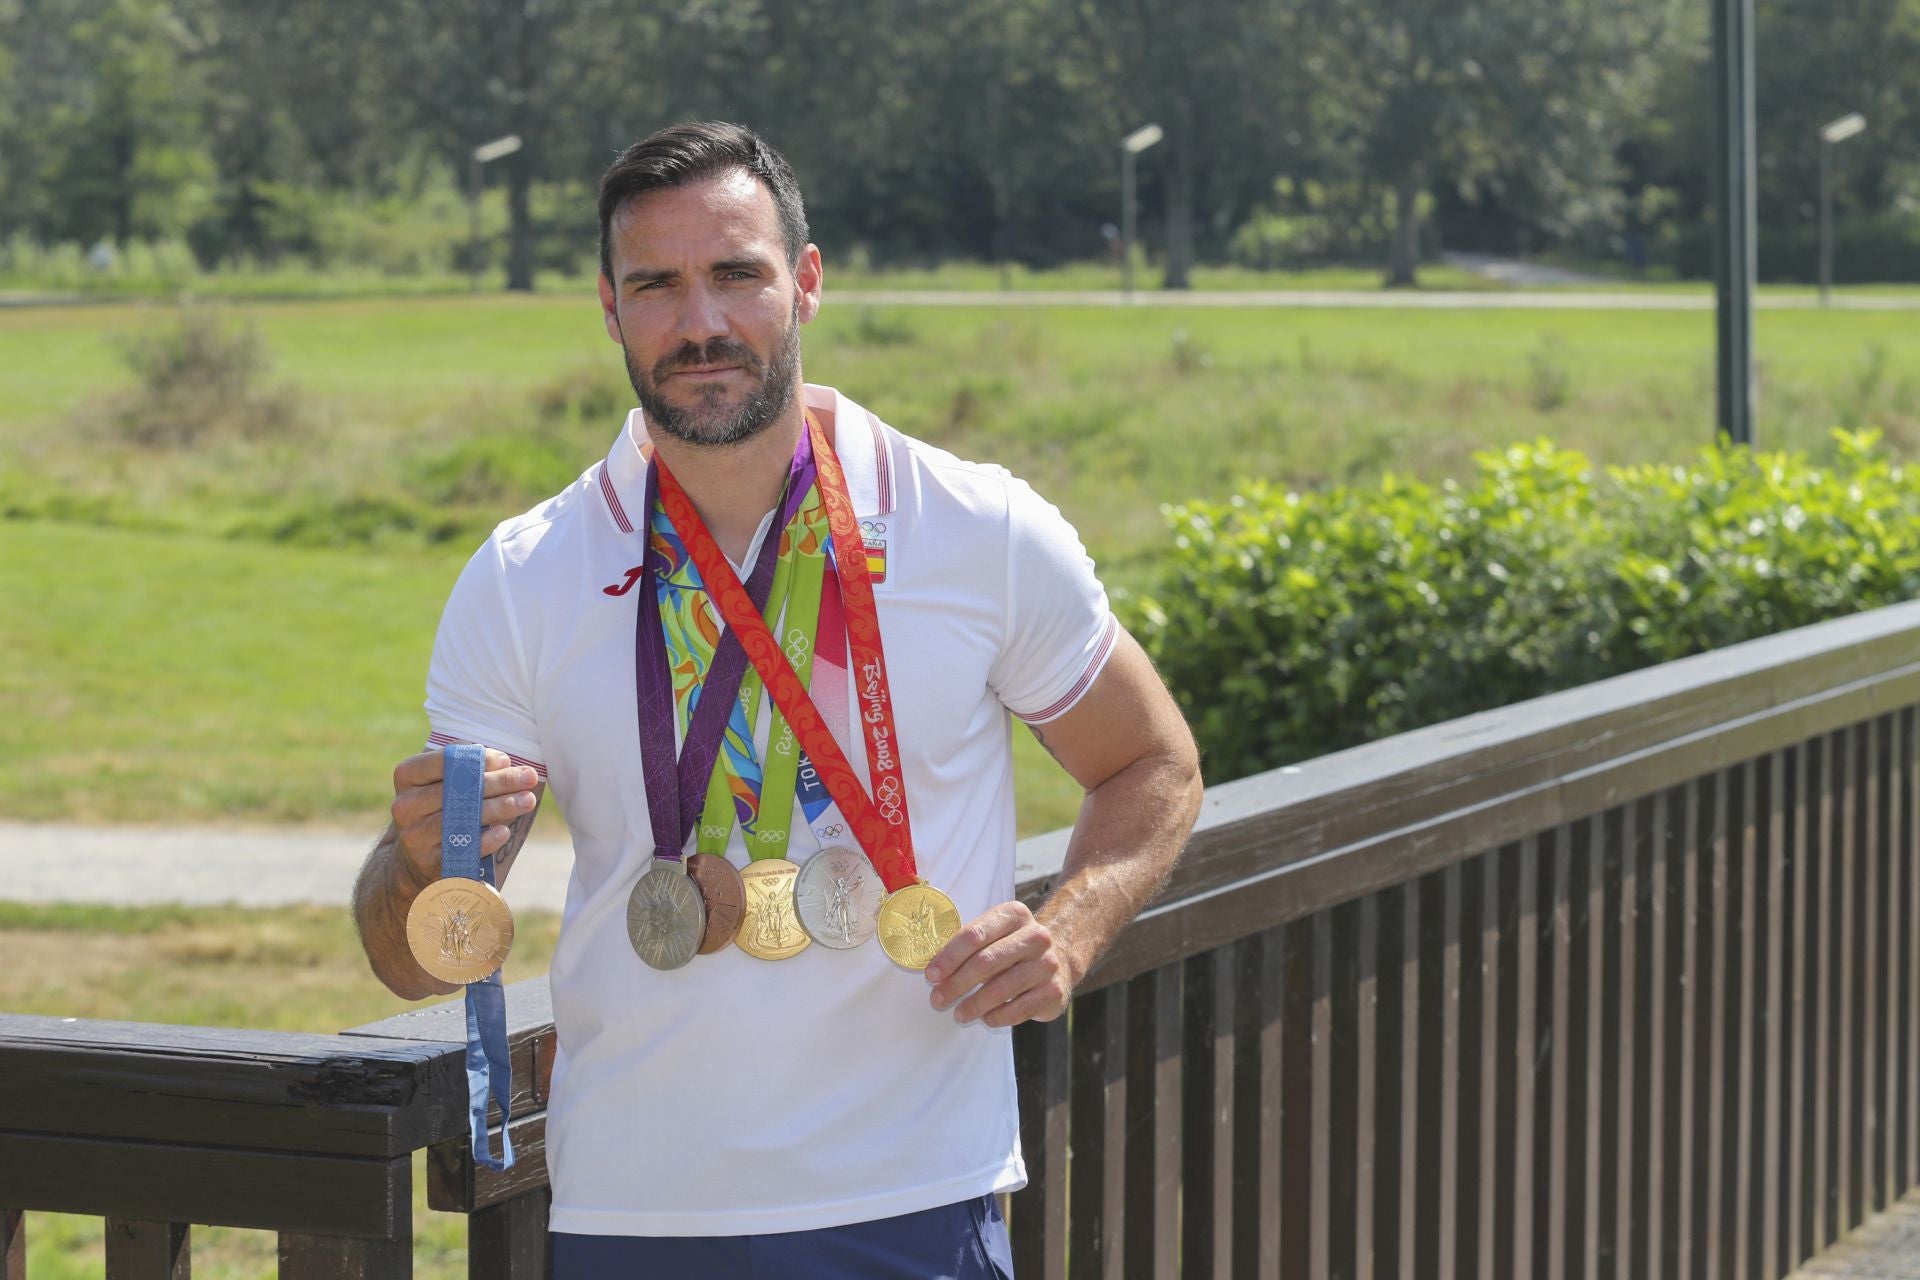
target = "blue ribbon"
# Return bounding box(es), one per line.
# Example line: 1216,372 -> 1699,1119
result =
442,743 -> 514,1171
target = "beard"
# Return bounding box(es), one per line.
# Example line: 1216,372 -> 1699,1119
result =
622,304 -> 803,448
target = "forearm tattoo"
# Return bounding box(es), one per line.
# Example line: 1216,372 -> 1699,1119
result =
493,806 -> 540,881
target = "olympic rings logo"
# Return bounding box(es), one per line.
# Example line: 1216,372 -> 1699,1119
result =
818,823 -> 846,839
448,833 -> 474,847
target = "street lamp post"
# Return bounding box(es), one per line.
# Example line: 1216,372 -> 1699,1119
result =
1818,112 -> 1866,307
1710,0 -> 1758,447
1120,123 -> 1163,300
470,134 -> 524,293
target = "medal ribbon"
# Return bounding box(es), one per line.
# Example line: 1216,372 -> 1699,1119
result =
795,556 -> 851,839
656,415 -> 921,892
692,527 -> 799,856
729,493 -> 828,860
441,743 -> 513,1171
634,435 -> 816,861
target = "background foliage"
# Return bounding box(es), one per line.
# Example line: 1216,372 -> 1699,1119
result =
4,0 -> 1919,287
1138,431 -> 1919,780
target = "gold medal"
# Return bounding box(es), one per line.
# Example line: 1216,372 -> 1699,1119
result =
406,877 -> 515,985
876,881 -> 961,971
736,859 -> 811,960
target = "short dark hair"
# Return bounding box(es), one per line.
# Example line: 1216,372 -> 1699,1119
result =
597,121 -> 810,283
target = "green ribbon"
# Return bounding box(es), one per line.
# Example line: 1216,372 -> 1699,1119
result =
694,487 -> 828,861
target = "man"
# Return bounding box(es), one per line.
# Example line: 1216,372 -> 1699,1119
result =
353,121 -> 1203,1277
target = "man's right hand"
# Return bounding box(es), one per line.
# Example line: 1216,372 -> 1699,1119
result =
389,747 -> 542,887
357,746 -> 545,1000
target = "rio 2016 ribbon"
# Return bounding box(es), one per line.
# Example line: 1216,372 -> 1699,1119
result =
634,436 -> 818,860
443,743 -> 514,1171
655,417 -> 919,893
694,488 -> 828,862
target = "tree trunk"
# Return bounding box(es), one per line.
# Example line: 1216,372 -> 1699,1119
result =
112,122 -> 136,247
1386,170 -> 1421,288
507,153 -> 535,293
1162,127 -> 1195,290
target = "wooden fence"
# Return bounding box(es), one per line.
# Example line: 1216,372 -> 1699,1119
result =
5,600 -> 1920,1278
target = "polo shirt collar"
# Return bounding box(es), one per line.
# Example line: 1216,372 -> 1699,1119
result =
597,383 -> 891,537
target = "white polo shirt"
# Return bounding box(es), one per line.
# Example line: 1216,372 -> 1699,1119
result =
423,383 -> 1117,1236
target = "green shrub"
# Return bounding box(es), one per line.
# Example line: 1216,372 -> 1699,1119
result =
232,490 -> 469,548
1526,334 -> 1573,412
407,433 -> 585,508
1169,327 -> 1215,374
90,306 -> 301,448
528,363 -> 630,425
1671,212 -> 1920,283
1133,430 -> 1920,782
847,307 -> 920,348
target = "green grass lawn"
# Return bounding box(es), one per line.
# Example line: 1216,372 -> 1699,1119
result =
0,520 -> 1087,832
3,294 -> 1917,827
0,257 -> 1508,303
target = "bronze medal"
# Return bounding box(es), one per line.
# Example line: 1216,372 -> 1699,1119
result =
406,877 -> 515,985
626,858 -> 706,971
736,858 -> 811,960
876,881 -> 962,971
686,852 -> 747,954
795,846 -> 884,949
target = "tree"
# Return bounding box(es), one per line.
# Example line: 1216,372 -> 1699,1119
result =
1309,0 -> 1689,286
0,0 -> 216,246
1063,0 -> 1301,287
371,0 -> 663,290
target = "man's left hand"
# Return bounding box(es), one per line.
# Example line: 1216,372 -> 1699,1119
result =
924,901 -> 1074,1028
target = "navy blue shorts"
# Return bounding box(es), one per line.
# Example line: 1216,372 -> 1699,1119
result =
551,1194 -> 1014,1279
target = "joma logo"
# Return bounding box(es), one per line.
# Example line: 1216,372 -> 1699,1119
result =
603,566 -> 645,597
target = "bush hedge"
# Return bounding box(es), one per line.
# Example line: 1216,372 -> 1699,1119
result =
1133,430 -> 1919,783
1670,212 -> 1920,284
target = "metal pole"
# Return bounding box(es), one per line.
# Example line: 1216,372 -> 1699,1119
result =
469,153 -> 483,294
1711,0 -> 1758,446
1121,146 -> 1137,300
1819,138 -> 1833,307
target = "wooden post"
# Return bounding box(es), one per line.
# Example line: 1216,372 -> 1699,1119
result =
278,1233 -> 410,1280
469,1187 -> 552,1280
105,1219 -> 190,1279
3,1209 -> 24,1280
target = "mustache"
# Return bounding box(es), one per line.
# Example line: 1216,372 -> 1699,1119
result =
652,338 -> 762,382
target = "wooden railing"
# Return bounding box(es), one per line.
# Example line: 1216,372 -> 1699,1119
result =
5,600 -> 1920,1278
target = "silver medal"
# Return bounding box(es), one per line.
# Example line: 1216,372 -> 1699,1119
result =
795,846 -> 884,949
627,857 -> 706,970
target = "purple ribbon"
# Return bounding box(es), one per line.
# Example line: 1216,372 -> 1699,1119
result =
634,432 -> 817,861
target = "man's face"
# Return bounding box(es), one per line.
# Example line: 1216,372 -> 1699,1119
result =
597,170 -> 822,448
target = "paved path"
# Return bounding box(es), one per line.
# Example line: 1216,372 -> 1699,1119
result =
0,820 -> 577,914
1441,250 -> 1617,287
9,287 -> 1919,311
1793,1188 -> 1920,1277
832,288 -> 1920,311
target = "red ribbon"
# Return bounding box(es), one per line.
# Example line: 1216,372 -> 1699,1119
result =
655,414 -> 920,893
